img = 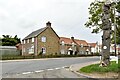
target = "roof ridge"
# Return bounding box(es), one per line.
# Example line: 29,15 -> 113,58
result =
23,27 -> 47,40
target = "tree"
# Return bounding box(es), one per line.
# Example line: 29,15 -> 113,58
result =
2,35 -> 21,46
85,0 -> 120,44
85,0 -> 120,67
101,2 -> 111,66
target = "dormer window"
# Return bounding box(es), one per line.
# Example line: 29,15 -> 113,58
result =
81,44 -> 83,47
41,36 -> 46,42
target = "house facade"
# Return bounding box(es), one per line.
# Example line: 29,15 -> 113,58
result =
88,43 -> 99,54
22,21 -> 100,56
60,37 -> 77,55
22,22 -> 60,56
60,37 -> 91,55
110,44 -> 120,55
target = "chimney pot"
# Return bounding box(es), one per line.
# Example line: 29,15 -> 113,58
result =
71,37 -> 74,40
46,21 -> 51,27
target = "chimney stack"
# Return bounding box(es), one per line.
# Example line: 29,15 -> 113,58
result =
71,37 -> 74,41
46,21 -> 51,27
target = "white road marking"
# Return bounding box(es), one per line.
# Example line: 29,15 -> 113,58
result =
47,69 -> 54,71
22,72 -> 33,74
62,66 -> 68,68
21,66 -> 69,75
55,67 -> 60,70
35,70 -> 44,73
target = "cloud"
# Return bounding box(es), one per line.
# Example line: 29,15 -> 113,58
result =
0,0 -> 101,43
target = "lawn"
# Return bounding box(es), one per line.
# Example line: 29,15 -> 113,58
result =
80,60 -> 119,73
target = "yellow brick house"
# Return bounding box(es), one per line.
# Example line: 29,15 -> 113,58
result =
22,22 -> 60,56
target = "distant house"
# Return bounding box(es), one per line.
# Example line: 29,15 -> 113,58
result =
60,37 -> 77,55
88,43 -> 99,54
60,37 -> 91,55
110,44 -> 120,55
22,22 -> 60,56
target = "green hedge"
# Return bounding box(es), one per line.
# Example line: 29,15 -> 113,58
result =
1,54 -> 100,60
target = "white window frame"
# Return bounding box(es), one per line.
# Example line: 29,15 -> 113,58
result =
81,44 -> 83,48
32,38 -> 34,42
27,39 -> 29,43
41,36 -> 46,42
61,41 -> 64,45
23,48 -> 25,52
61,49 -> 65,54
28,44 -> 34,54
24,40 -> 25,44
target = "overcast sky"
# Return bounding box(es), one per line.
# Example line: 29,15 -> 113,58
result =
0,0 -> 102,43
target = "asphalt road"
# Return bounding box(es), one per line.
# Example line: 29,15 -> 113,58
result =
1,56 -> 100,78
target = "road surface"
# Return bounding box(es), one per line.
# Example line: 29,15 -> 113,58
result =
1,56 -> 99,78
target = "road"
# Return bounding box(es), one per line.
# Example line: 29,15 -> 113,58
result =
1,56 -> 100,78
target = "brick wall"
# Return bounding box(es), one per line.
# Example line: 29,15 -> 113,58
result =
37,27 -> 60,55
22,38 -> 35,56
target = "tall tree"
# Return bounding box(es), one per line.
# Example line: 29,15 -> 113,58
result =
101,1 -> 111,66
2,35 -> 21,46
85,0 -> 120,66
85,0 -> 120,44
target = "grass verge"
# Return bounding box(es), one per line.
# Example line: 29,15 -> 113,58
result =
80,60 -> 119,73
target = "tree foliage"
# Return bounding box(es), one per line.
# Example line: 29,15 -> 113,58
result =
1,35 -> 21,46
85,0 -> 120,44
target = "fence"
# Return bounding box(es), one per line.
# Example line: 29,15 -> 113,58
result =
0,46 -> 20,56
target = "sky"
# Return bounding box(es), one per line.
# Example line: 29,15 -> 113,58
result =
0,0 -> 102,44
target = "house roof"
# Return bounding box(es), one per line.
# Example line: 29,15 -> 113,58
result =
74,39 -> 88,46
23,27 -> 47,40
23,22 -> 60,40
60,37 -> 88,46
88,43 -> 97,47
60,37 -> 73,44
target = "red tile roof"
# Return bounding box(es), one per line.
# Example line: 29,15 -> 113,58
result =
60,37 -> 73,44
74,39 -> 88,46
88,43 -> 97,47
60,37 -> 88,46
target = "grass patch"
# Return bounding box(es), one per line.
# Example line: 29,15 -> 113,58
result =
80,60 -> 119,73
